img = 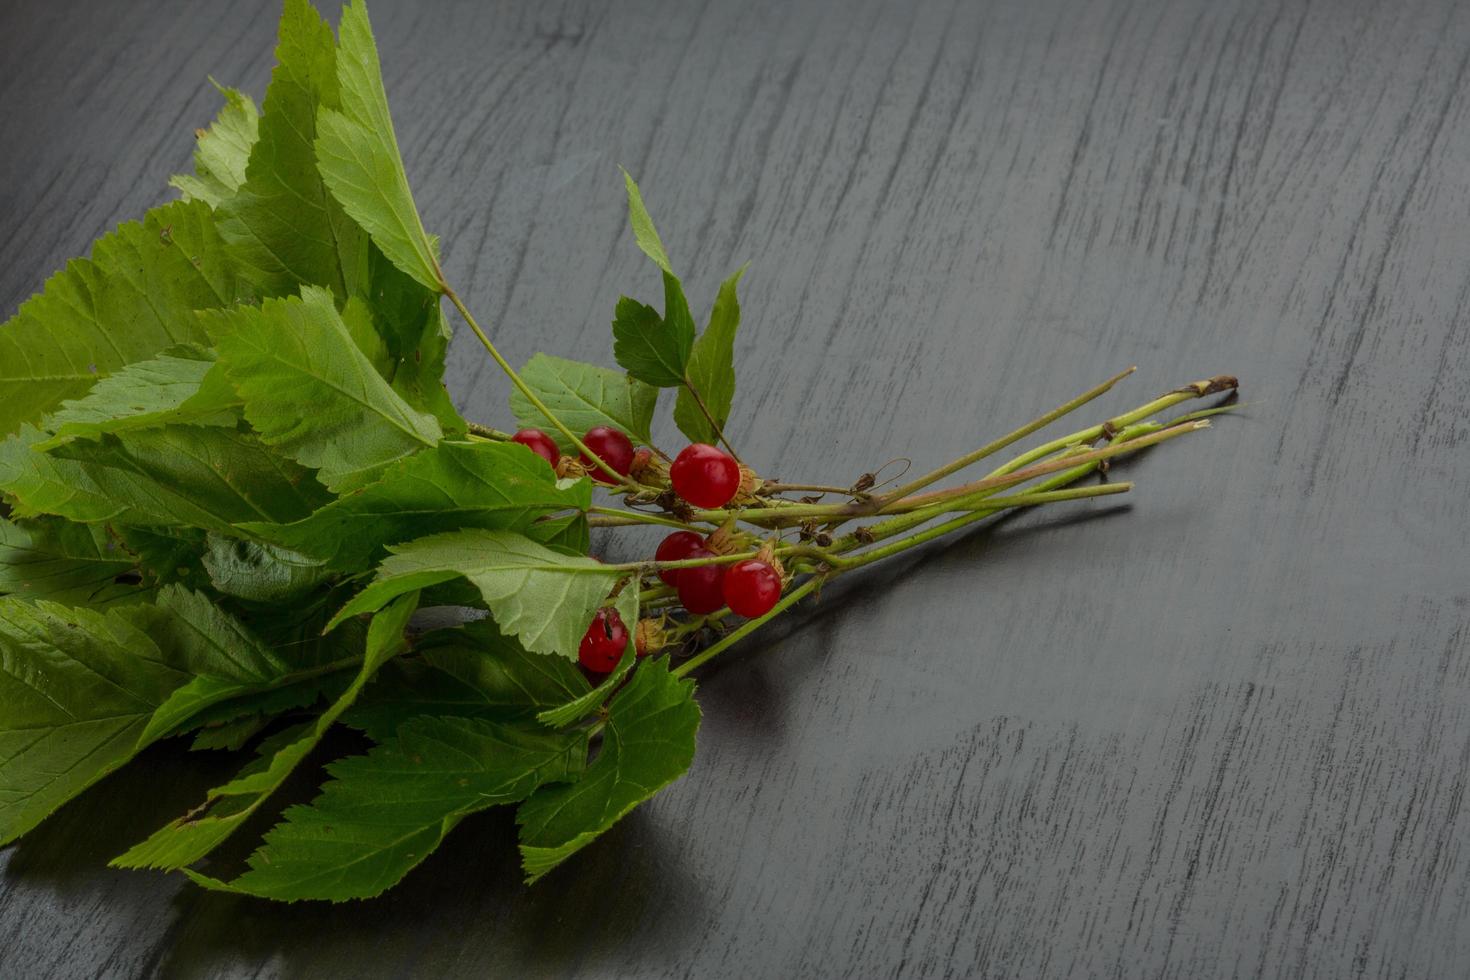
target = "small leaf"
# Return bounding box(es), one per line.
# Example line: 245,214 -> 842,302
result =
238,440 -> 590,570
517,657 -> 700,881
201,535 -> 333,603
315,0 -> 442,291
329,529 -> 623,659
208,286 -> 442,491
509,353 -> 657,450
189,715 -> 586,901
674,265 -> 746,445
612,285 -> 694,388
0,200 -> 235,437
0,516 -> 142,605
620,169 -> 674,276
113,591 -> 420,871
170,82 -> 260,207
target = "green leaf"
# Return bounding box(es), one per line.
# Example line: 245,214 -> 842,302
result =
216,0 -> 367,302
201,535 -> 333,603
0,516 -> 142,605
0,199 -> 235,437
113,591 -> 419,871
0,424 -> 333,534
0,598 -> 187,845
612,289 -> 692,388
315,0 -> 441,291
517,657 -> 700,881
509,353 -> 657,450
238,440 -> 590,570
208,286 -> 442,491
328,529 -> 623,659
674,265 -> 746,445
348,619 -> 591,740
33,346 -> 238,451
115,526 -> 210,590
187,715 -> 585,901
358,245 -> 464,434
170,82 -> 260,207
185,671 -> 354,752
528,512 -> 590,557
620,169 -> 674,276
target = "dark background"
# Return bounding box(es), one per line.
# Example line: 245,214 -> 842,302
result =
3,0 -> 1469,977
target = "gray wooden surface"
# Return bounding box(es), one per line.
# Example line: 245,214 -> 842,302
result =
3,0 -> 1469,977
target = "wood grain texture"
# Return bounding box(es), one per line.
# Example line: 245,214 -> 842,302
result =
3,0 -> 1469,976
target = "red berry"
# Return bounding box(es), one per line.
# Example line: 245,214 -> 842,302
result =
510,428 -> 558,467
670,443 -> 740,509
654,530 -> 705,586
723,559 -> 782,618
578,607 -> 628,673
579,426 -> 635,483
676,548 -> 726,614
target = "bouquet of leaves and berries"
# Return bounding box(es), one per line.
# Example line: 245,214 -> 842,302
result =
0,0 -> 1236,901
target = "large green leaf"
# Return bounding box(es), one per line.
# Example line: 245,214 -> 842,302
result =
113,591 -> 418,871
0,516 -> 142,605
187,715 -> 585,901
34,346 -> 237,451
517,658 -> 700,881
0,424 -> 333,534
0,199 -> 235,437
0,598 -> 187,845
209,286 -> 442,491
315,0 -> 441,291
348,619 -> 591,740
216,0 -> 367,302
674,265 -> 745,445
328,529 -> 623,659
170,82 -> 260,207
509,353 -> 657,450
239,440 -> 589,569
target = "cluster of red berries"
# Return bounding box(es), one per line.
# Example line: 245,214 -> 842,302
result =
511,426 -> 745,507
509,426 -> 784,674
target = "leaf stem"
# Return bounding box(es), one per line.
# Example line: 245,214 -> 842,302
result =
588,505 -> 702,531
443,286 -> 639,490
683,380 -> 744,465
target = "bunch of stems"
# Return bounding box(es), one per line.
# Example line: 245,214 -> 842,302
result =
449,287 -> 1235,677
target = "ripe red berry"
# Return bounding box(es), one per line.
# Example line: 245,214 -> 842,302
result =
579,426 -> 635,483
654,530 -> 705,586
723,559 -> 782,618
676,548 -> 726,614
578,607 -> 628,673
670,443 -> 740,509
510,428 -> 558,467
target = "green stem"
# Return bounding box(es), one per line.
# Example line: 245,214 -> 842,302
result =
588,506 -> 702,531
673,577 -> 823,676
466,422 -> 511,440
876,366 -> 1135,505
978,376 -> 1236,484
833,482 -> 1133,556
443,287 -> 639,490
684,381 -> 744,465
